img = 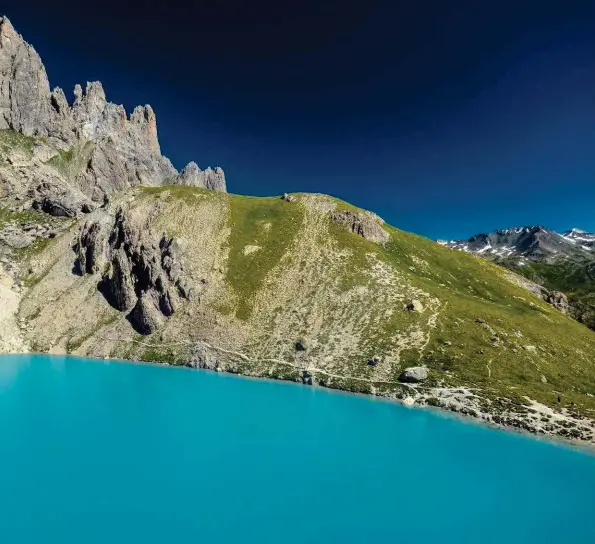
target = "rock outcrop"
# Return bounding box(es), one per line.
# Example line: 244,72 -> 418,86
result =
30,178 -> 96,217
547,291 -> 569,314
74,208 -> 190,334
64,82 -> 179,201
406,299 -> 424,312
0,16 -> 227,205
399,366 -> 429,383
176,162 -> 227,192
330,210 -> 389,244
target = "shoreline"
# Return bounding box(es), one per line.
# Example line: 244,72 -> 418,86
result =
2,351 -> 594,454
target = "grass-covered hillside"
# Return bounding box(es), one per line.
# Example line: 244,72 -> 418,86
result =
502,256 -> 595,331
10,184 -> 595,432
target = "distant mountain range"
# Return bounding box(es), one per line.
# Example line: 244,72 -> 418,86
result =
439,227 -> 595,261
440,227 -> 595,330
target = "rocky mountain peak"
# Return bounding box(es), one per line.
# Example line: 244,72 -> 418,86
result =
0,14 -> 227,208
178,162 -> 226,191
0,16 -> 15,39
561,228 -> 595,248
0,15 -> 52,136
130,104 -> 160,154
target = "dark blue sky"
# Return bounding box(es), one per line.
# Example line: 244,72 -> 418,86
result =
6,1 -> 595,239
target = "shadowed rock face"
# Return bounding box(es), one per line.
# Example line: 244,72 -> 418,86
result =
74,208 -> 191,334
30,179 -> 96,217
0,15 -> 227,205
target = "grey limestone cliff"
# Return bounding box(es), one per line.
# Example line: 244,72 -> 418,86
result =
0,17 -> 52,136
0,15 -> 226,209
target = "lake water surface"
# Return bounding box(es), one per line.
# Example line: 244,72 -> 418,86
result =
1,354 -> 594,543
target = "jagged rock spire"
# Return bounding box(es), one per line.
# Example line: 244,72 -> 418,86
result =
177,162 -> 227,191
0,14 -> 228,198
0,15 -> 52,136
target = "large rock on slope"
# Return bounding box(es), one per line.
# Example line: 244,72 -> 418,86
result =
31,177 -> 97,217
398,366 -> 429,383
330,210 -> 389,244
547,291 -> 569,314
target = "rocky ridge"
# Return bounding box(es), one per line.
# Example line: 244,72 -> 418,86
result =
0,15 -> 226,209
439,225 -> 595,262
74,206 -> 190,334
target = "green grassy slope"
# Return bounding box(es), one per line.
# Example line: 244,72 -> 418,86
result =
110,188 -> 595,417
500,256 -> 595,330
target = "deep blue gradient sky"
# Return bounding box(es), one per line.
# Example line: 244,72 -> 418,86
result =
6,1 -> 595,239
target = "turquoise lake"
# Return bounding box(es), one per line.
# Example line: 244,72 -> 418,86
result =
1,355 -> 595,543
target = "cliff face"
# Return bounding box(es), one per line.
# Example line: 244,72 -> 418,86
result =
0,17 -> 52,136
0,16 -> 226,206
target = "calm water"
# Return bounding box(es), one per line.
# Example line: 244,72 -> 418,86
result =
1,355 -> 595,543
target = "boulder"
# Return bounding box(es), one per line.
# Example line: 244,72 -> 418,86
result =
367,356 -> 380,366
302,370 -> 313,385
295,340 -> 307,351
398,366 -> 429,383
406,299 -> 424,312
330,210 -> 389,244
547,291 -> 569,314
31,180 -> 96,218
130,293 -> 165,334
1,233 -> 34,249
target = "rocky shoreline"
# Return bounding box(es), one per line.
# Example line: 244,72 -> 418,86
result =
96,349 -> 595,448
